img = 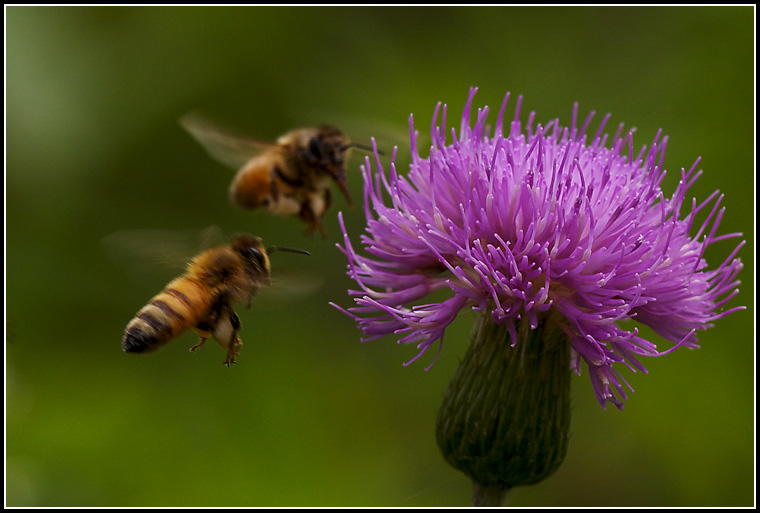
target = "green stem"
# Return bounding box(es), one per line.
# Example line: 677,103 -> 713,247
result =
472,482 -> 510,507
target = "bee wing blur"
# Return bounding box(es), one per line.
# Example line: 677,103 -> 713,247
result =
180,112 -> 279,170
257,270 -> 325,303
102,226 -> 225,285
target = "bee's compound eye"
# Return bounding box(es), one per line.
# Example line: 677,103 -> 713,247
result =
246,246 -> 266,266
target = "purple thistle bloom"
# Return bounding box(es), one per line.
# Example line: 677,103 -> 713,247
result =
333,88 -> 744,409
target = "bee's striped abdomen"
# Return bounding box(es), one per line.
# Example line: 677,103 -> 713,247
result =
122,276 -> 212,354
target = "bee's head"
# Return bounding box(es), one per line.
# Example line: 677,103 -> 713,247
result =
231,234 -> 271,277
231,235 -> 310,279
313,126 -> 378,209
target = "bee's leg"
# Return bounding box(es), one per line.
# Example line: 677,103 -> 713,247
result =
224,335 -> 242,367
223,309 -> 243,367
306,219 -> 328,239
317,189 -> 331,238
192,314 -> 218,353
190,336 -> 208,353
300,202 -> 327,238
323,187 -> 333,212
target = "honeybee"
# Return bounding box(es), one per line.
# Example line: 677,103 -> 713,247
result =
122,233 -> 309,366
180,113 -> 374,237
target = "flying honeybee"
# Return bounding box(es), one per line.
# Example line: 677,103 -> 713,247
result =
180,113 -> 375,237
122,233 -> 309,366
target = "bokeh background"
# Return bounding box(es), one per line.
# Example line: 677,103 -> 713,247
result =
5,6 -> 754,507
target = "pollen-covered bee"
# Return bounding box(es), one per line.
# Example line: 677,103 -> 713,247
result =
180,114 -> 374,237
122,233 -> 309,366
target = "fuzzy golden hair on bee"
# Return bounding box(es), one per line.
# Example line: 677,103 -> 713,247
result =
121,232 -> 309,366
180,113 -> 376,237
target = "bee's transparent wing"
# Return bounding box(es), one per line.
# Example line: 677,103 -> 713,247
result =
180,112 -> 278,170
102,226 -> 225,286
259,271 -> 325,303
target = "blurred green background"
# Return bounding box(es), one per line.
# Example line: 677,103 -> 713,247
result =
5,6 -> 754,507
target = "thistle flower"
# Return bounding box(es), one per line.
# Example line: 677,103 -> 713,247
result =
332,88 -> 744,502
335,86 -> 743,406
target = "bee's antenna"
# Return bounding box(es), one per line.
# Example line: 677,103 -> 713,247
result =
266,246 -> 311,256
346,142 -> 384,156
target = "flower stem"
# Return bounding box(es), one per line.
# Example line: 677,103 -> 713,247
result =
472,482 -> 510,507
436,312 -> 571,506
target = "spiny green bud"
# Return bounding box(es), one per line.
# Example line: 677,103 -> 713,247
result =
436,312 -> 572,506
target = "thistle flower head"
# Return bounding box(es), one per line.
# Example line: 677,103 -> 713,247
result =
334,88 -> 744,409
